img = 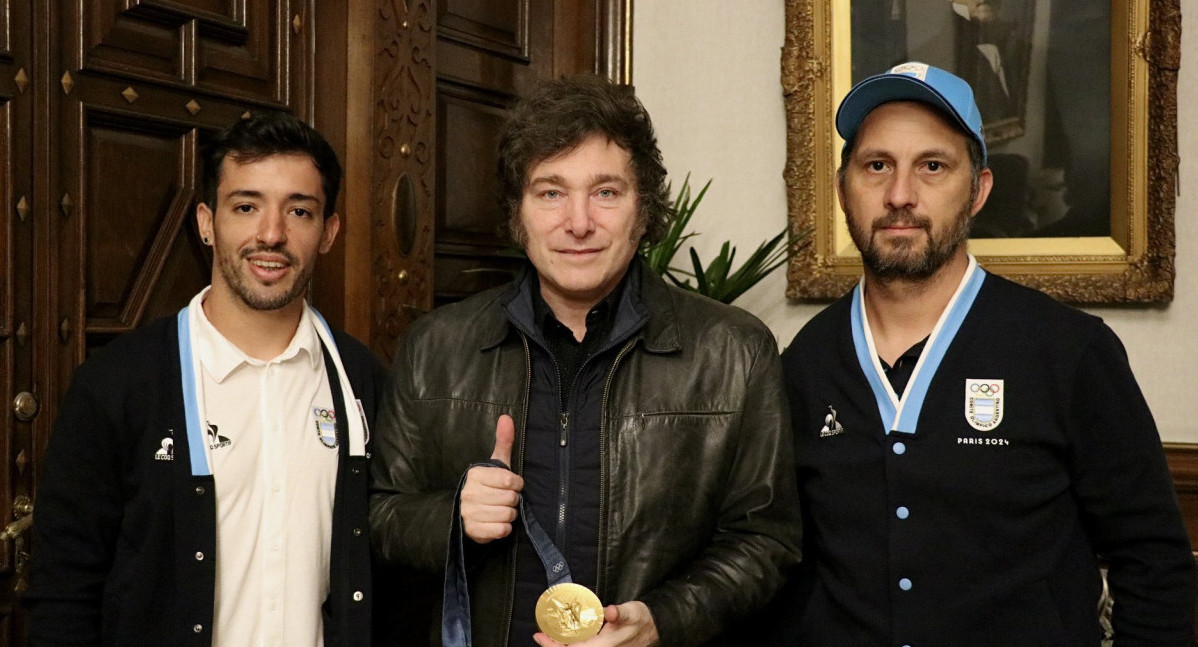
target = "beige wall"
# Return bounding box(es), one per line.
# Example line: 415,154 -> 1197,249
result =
633,1 -> 1198,443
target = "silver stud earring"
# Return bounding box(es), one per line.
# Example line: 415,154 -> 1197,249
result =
202,236 -> 210,245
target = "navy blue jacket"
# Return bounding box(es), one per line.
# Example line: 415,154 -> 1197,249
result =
24,313 -> 387,647
775,272 -> 1195,646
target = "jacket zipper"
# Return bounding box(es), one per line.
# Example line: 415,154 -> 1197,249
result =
595,337 -> 638,597
555,359 -> 570,547
557,411 -> 570,545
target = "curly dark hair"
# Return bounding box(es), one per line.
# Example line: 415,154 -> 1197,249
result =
201,111 -> 341,219
497,75 -> 673,246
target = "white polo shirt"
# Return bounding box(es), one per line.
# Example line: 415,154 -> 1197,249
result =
189,289 -> 339,647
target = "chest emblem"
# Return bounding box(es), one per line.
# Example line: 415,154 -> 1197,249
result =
155,433 -> 174,461
965,379 -> 1004,431
314,407 -> 338,448
206,421 -> 232,451
820,405 -> 845,438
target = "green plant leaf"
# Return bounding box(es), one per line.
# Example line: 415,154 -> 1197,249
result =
689,247 -> 709,295
640,175 -> 809,304
641,174 -> 710,276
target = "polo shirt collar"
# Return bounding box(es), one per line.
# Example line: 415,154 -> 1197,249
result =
191,286 -> 323,383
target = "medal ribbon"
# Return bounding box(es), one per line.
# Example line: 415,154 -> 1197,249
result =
443,458 -> 573,647
176,298 -> 367,477
851,256 -> 986,435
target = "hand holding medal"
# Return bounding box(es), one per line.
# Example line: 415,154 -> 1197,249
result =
532,600 -> 660,647
444,415 -> 658,647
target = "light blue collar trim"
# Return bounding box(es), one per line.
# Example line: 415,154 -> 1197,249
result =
176,300 -> 365,477
851,256 -> 986,435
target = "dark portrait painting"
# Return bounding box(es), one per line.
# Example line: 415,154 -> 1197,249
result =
850,0 -> 1111,238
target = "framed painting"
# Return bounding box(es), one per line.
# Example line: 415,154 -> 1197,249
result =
783,0 -> 1179,303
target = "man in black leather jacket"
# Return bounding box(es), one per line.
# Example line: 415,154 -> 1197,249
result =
369,76 -> 802,647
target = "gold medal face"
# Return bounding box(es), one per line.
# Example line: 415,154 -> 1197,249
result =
535,583 -> 603,644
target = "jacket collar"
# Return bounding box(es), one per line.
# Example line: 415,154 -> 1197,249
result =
478,258 -> 681,354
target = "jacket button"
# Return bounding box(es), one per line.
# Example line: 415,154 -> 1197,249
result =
351,467 -> 361,475
193,624 -> 203,633
352,591 -> 364,602
353,528 -> 362,537
195,486 -> 205,496
195,551 -> 204,561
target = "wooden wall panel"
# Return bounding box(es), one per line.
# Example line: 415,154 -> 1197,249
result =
1166,445 -> 1198,548
367,0 -> 436,360
1163,445 -> 1198,644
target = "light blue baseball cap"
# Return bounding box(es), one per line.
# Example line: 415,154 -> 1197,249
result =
836,62 -> 987,166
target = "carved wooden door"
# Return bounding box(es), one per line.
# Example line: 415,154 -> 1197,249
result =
6,3 -> 313,645
368,0 -> 630,360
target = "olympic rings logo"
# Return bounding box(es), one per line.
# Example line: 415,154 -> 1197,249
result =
313,407 -> 337,421
970,383 -> 1001,395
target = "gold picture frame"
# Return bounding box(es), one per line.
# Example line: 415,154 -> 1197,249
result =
783,0 -> 1179,303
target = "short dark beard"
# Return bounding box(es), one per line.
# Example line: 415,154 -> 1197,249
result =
847,196 -> 974,281
215,242 -> 310,311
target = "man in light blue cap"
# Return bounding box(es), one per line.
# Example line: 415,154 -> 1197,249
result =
770,62 -> 1195,645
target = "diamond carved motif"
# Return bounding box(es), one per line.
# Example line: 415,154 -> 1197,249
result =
16,196 -> 28,223
60,193 -> 74,218
61,71 -> 74,95
14,68 -> 28,94
185,100 -> 201,115
121,87 -> 139,103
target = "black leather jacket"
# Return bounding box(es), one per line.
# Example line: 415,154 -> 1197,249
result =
369,262 -> 802,646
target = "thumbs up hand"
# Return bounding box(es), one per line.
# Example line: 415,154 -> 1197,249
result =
461,415 -> 524,544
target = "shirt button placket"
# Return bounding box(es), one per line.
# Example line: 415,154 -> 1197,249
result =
890,435 -> 913,647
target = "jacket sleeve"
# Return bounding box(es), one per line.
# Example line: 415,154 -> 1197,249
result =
368,334 -> 457,573
1066,324 -> 1196,646
638,328 -> 804,646
23,369 -> 123,646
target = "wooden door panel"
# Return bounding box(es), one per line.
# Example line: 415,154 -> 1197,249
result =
438,89 -> 506,240
433,86 -> 514,302
52,0 -> 306,367
79,1 -> 290,106
195,12 -> 283,102
80,5 -> 184,80
82,115 -> 199,333
439,0 -> 526,60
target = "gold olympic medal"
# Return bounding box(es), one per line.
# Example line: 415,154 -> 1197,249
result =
535,582 -> 604,644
